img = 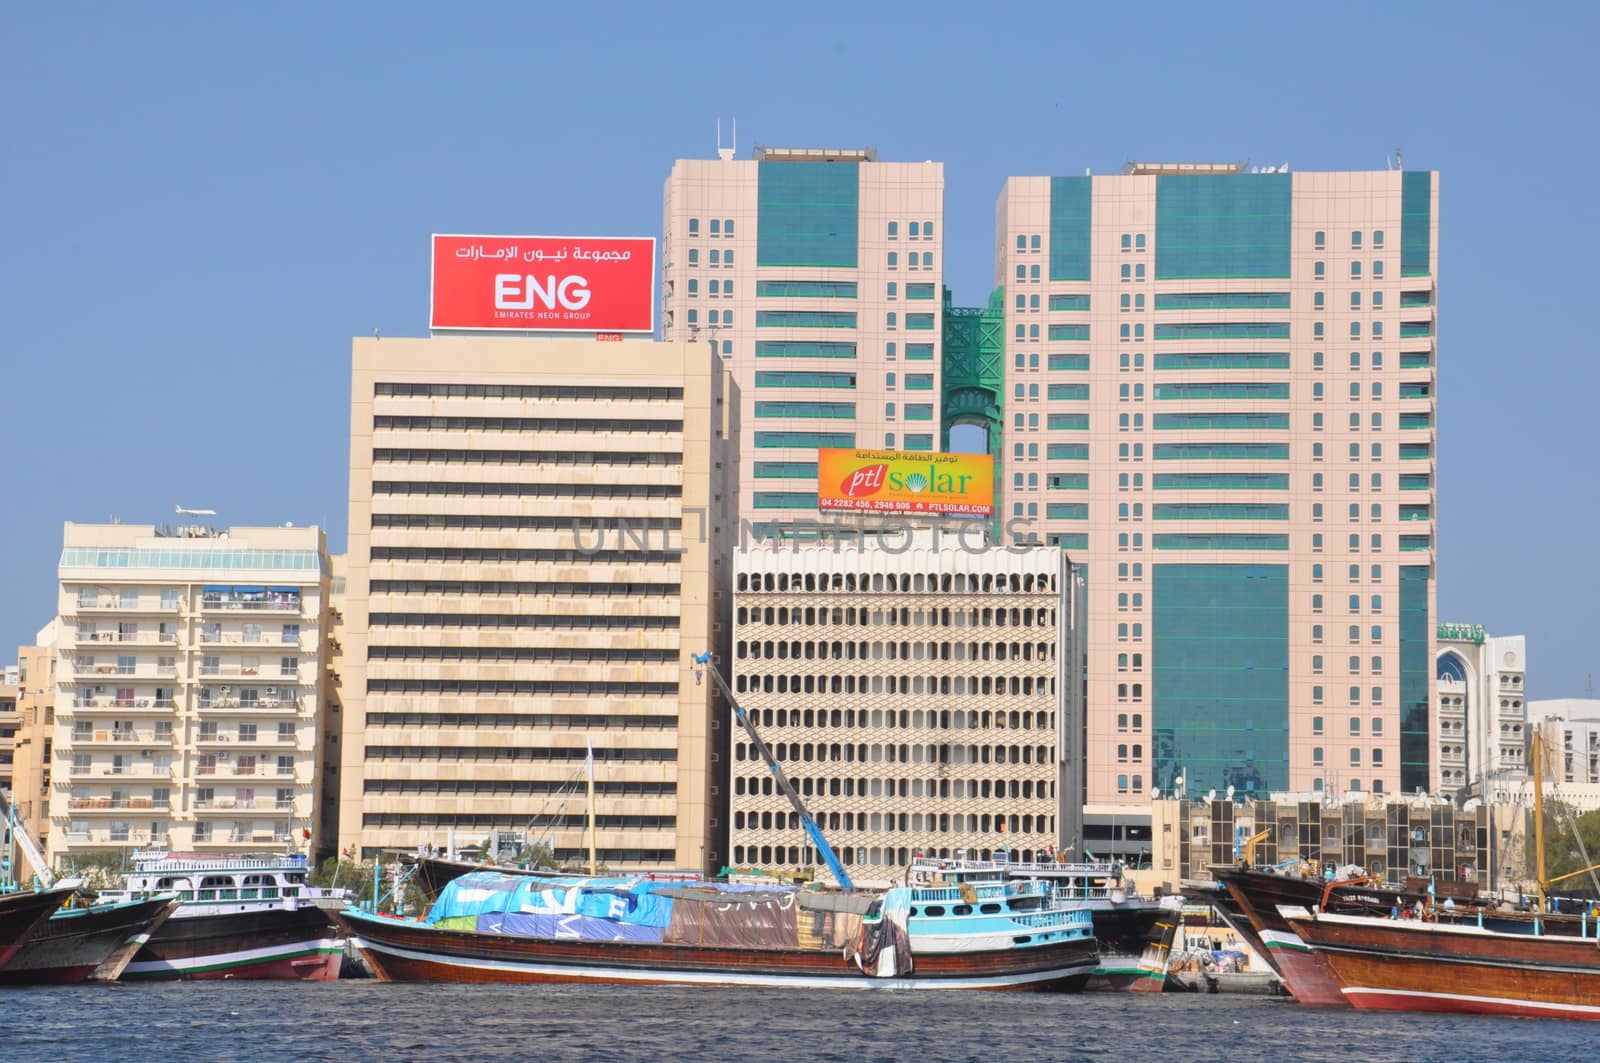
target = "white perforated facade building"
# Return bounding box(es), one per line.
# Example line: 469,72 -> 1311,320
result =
728,532 -> 1080,884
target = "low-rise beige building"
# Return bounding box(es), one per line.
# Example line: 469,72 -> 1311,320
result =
0,673 -> 17,796
1150,794 -> 1526,893
729,530 -> 1081,885
9,631 -> 59,854
339,336 -> 732,869
47,522 -> 332,864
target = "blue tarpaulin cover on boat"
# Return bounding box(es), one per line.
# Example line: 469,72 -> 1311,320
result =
427,872 -> 678,932
426,871 -> 862,951
477,911 -> 665,942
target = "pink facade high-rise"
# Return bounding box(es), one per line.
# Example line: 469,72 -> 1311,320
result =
663,148 -> 945,536
996,164 -> 1439,843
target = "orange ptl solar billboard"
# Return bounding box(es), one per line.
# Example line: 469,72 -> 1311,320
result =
816,449 -> 994,516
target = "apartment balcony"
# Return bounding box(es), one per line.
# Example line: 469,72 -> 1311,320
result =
65,795 -> 172,813
197,632 -> 312,650
74,630 -> 178,645
66,697 -> 179,715
195,764 -> 283,779
193,835 -> 292,850
63,662 -> 179,682
197,663 -> 301,679
66,729 -> 170,747
200,593 -> 303,614
194,796 -> 299,814
65,598 -> 179,616
62,828 -> 168,846
198,696 -> 304,714
77,764 -> 179,781
195,733 -> 298,748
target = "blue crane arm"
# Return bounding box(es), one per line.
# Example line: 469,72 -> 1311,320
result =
692,653 -> 855,892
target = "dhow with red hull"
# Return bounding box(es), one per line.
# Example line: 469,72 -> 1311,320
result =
98,851 -> 345,980
1285,907 -> 1600,1020
342,858 -> 1099,992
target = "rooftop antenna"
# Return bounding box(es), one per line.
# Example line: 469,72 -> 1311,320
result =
175,504 -> 218,517
1586,673 -> 1595,697
716,118 -> 735,162
1395,147 -> 1404,172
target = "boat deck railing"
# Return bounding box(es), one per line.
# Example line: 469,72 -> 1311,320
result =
1012,908 -> 1096,930
102,886 -> 307,904
909,880 -> 1050,904
127,851 -> 310,874
1002,859 -> 1120,876
1049,884 -> 1121,902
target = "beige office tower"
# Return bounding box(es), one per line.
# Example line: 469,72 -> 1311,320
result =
663,147 -> 944,535
994,165 -> 1439,854
340,337 -> 729,870
728,535 -> 1077,883
318,552 -> 347,853
48,523 -> 331,863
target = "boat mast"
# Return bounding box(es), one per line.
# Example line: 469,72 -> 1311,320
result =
586,738 -> 597,876
692,652 -> 855,891
1533,728 -> 1547,913
1530,726 -> 1600,906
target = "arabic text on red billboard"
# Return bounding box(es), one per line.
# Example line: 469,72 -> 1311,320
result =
431,235 -> 656,333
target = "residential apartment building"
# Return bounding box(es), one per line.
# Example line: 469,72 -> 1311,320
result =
993,164 -> 1440,829
1435,624 -> 1527,793
9,630 -> 59,853
729,533 -> 1080,884
48,523 -> 331,863
662,147 -> 945,535
340,336 -> 730,869
1530,699 -> 1600,793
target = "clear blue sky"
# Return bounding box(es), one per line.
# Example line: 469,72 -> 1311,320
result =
3,4 -> 1596,696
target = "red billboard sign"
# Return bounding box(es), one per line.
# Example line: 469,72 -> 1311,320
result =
430,234 -> 656,333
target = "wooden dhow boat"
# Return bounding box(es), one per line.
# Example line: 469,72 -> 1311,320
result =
98,851 -> 345,980
0,894 -> 181,984
342,652 -> 1098,991
0,883 -> 80,969
1282,732 -> 1600,1020
340,857 -> 1098,991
